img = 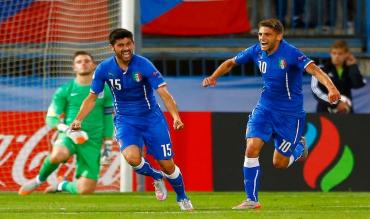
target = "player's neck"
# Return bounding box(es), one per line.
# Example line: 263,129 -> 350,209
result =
115,56 -> 129,71
76,74 -> 92,85
267,41 -> 281,55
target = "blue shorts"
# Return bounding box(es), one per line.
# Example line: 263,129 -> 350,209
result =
246,106 -> 306,157
115,109 -> 173,160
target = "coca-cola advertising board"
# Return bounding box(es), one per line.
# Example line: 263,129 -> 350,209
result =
0,112 -> 121,192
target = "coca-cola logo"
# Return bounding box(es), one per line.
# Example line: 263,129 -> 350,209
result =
0,112 -> 121,192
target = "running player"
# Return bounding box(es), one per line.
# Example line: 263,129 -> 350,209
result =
70,29 -> 193,211
202,18 -> 340,209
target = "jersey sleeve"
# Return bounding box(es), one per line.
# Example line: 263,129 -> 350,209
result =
234,45 -> 255,65
45,85 -> 67,128
90,64 -> 106,94
291,48 -> 314,71
141,58 -> 166,89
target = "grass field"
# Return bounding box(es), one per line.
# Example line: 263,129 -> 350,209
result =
0,192 -> 369,219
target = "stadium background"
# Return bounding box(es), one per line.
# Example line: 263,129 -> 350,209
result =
0,0 -> 369,194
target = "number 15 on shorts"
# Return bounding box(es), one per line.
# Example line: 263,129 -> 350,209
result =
161,143 -> 172,157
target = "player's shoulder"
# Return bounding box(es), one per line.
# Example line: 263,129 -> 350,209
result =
245,43 -> 261,53
132,54 -> 152,66
59,79 -> 75,90
279,40 -> 306,61
97,56 -> 116,69
280,40 -> 300,52
55,79 -> 75,95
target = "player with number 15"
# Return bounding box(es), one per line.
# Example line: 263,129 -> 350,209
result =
70,28 -> 193,211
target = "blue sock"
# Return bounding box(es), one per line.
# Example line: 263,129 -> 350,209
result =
243,157 -> 260,202
133,157 -> 163,180
164,166 -> 188,201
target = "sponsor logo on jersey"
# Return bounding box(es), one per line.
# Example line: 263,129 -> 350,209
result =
133,72 -> 142,82
298,55 -> 308,62
70,93 -> 78,96
152,71 -> 160,77
279,58 -> 287,69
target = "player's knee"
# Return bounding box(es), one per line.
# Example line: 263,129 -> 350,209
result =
49,153 -> 68,164
77,187 -> 95,194
245,138 -> 263,157
273,160 -> 288,169
77,182 -> 96,194
123,154 -> 141,166
158,161 -> 175,175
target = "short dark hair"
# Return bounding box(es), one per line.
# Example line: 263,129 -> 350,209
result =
258,18 -> 284,34
73,51 -> 94,62
331,40 -> 349,52
109,28 -> 134,45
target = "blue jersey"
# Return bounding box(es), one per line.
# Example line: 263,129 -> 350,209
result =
91,54 -> 166,116
235,40 -> 313,116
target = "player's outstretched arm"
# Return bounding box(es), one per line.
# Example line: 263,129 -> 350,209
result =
156,85 -> 184,131
306,62 -> 341,104
71,92 -> 98,130
202,58 -> 237,87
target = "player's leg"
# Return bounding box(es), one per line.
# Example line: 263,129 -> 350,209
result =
115,119 -> 164,183
273,136 -> 307,168
46,177 -> 97,194
145,113 -> 193,210
18,135 -> 73,195
45,140 -> 99,194
156,159 -> 193,210
272,114 -> 306,168
122,145 -> 164,180
233,107 -> 271,209
233,137 -> 264,209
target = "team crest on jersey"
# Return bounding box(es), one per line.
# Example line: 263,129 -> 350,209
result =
279,58 -> 287,69
133,72 -> 142,82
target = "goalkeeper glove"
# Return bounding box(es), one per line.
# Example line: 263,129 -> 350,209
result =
101,140 -> 113,165
57,123 -> 89,144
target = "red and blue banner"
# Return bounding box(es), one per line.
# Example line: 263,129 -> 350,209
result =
141,0 -> 251,35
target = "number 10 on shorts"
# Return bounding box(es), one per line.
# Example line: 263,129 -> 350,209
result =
161,143 -> 172,157
279,139 -> 292,153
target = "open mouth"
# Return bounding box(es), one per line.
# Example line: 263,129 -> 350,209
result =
122,51 -> 131,59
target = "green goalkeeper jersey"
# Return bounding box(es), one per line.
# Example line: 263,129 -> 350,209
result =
46,79 -> 114,143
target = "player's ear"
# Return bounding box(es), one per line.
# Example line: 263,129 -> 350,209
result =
277,33 -> 283,41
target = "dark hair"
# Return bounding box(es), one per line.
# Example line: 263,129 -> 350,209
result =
331,40 -> 349,52
73,51 -> 94,62
109,28 -> 134,45
258,18 -> 284,34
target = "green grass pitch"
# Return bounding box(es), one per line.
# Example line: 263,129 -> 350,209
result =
0,192 -> 369,219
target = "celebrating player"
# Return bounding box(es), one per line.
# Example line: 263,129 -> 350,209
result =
70,29 -> 193,211
202,18 -> 340,209
19,51 -> 114,195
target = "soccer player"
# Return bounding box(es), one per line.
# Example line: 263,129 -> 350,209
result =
202,18 -> 340,209
70,29 -> 193,211
18,51 -> 114,195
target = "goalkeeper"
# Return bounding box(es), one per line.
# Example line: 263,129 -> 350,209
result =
18,51 -> 114,195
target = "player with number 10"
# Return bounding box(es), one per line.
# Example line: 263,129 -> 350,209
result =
202,18 -> 340,209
